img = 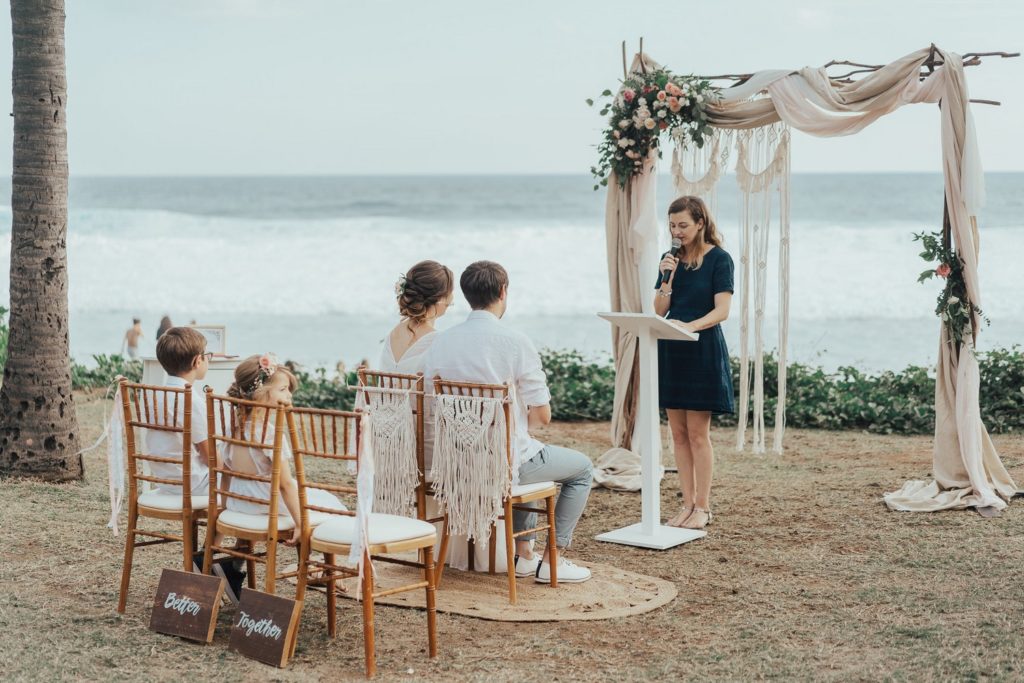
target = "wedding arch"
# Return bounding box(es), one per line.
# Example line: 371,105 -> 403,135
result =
598,44 -> 1019,513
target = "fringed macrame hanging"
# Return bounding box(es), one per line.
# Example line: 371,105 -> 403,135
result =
431,394 -> 511,545
671,128 -> 734,217
734,123 -> 791,454
359,387 -> 419,518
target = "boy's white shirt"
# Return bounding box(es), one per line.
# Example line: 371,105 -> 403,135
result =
145,375 -> 210,495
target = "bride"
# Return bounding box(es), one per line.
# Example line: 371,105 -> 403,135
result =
379,260 -> 455,472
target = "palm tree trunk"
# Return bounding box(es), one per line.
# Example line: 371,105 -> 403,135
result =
0,0 -> 81,480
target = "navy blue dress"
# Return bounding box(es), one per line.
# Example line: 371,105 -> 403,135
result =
654,246 -> 735,414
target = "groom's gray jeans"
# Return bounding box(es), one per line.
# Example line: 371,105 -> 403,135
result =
513,445 -> 593,548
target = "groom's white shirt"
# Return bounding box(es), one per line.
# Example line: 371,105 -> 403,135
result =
423,310 -> 551,475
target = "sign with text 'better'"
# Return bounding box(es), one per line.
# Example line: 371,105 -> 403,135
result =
149,569 -> 225,643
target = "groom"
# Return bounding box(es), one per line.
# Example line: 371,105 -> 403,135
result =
423,260 -> 593,583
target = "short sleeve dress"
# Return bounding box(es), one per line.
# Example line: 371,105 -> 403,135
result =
655,245 -> 736,414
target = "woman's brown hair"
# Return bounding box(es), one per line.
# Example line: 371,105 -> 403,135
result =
667,195 -> 723,271
398,260 -> 454,326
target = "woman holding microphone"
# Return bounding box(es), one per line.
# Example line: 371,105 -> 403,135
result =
653,196 -> 735,530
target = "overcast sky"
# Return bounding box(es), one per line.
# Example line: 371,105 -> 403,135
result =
0,0 -> 1020,175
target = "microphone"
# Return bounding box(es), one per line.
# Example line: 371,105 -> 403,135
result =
662,238 -> 683,281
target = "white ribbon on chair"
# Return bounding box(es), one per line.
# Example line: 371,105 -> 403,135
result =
348,412 -> 376,579
431,394 -> 510,546
106,406 -> 126,535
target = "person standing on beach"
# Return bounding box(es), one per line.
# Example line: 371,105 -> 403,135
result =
653,196 -> 735,531
122,318 -> 144,359
156,315 -> 173,340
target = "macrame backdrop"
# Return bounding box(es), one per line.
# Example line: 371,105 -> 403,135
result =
359,387 -> 419,518
605,46 -> 1015,511
431,394 -> 511,545
733,124 -> 791,454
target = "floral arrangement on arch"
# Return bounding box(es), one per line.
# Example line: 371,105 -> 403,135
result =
589,67 -> 717,190
914,231 -> 989,348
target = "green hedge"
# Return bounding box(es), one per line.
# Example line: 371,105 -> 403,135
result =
538,347 -> 1024,435
1,308 -> 1021,435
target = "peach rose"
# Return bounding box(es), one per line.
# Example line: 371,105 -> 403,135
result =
936,263 -> 952,278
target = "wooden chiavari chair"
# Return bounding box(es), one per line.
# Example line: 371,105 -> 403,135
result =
116,379 -> 208,613
288,405 -> 438,678
431,377 -> 558,604
201,390 -> 317,594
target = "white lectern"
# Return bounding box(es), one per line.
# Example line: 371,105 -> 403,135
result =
596,312 -> 707,549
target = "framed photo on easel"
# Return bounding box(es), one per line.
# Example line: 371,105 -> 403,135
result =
188,324 -> 227,355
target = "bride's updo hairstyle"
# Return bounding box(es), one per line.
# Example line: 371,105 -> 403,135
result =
397,260 -> 454,326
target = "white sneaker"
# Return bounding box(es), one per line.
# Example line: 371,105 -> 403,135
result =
513,553 -> 541,578
535,557 -> 592,584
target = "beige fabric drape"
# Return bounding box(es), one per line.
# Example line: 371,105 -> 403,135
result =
603,48 -> 1015,510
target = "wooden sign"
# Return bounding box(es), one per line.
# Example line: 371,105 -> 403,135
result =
228,589 -> 302,668
149,569 -> 225,643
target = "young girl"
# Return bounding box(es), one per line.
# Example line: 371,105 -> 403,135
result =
224,353 -> 345,545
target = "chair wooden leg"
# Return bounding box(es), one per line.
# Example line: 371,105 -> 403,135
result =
246,555 -> 257,588
117,522 -> 137,613
202,533 -> 215,574
503,499 -> 516,605
325,552 -> 337,638
362,552 -> 376,678
265,540 -> 277,595
424,545 -> 438,658
434,514 -> 451,587
546,495 -> 558,588
182,514 -> 195,573
488,521 -> 497,575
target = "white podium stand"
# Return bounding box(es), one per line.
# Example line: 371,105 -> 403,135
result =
595,312 -> 707,549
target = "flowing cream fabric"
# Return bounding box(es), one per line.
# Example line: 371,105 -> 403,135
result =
605,48 -> 1015,509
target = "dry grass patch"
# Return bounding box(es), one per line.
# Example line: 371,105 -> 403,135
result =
0,392 -> 1022,681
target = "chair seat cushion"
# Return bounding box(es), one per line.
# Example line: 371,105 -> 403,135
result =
511,481 -> 556,498
312,513 -> 436,547
138,490 -> 208,511
216,507 -> 344,532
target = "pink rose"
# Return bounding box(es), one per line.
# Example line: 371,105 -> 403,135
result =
936,263 -> 951,278
667,96 -> 681,112
656,91 -> 667,101
623,89 -> 635,103
665,82 -> 682,97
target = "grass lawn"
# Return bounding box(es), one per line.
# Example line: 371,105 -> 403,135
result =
1,391 -> 1022,681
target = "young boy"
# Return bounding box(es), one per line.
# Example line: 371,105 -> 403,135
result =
150,327 -> 245,599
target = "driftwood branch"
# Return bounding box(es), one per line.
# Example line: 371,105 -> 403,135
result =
698,49 -> 1018,106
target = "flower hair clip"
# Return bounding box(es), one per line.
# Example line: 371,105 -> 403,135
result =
249,352 -> 280,396
394,274 -> 408,299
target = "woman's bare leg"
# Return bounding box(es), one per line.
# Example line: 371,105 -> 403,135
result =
666,409 -> 694,527
682,410 -> 714,529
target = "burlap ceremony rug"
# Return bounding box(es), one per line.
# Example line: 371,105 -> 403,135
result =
288,560 -> 676,622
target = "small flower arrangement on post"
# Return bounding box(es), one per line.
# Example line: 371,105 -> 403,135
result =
588,68 -> 717,190
914,230 -> 989,348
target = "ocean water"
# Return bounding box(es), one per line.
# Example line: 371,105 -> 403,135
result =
0,173 -> 1021,371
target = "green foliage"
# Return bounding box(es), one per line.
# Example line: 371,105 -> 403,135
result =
292,367 -> 358,411
913,230 -> 990,347
540,349 -> 617,421
71,354 -> 142,389
541,346 -> 1024,435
